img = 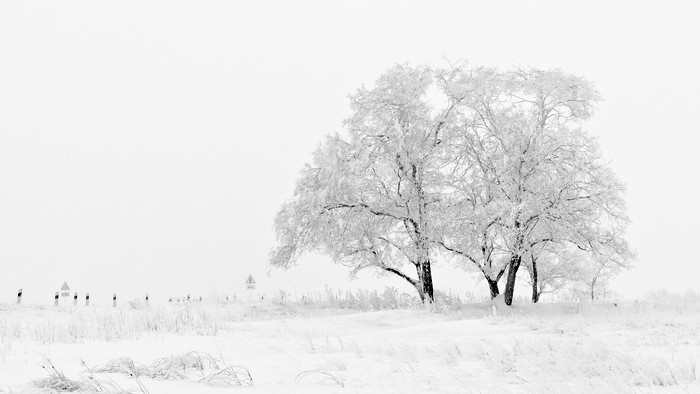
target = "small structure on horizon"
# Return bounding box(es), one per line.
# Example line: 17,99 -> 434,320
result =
245,275 -> 256,290
60,282 -> 71,306
246,275 -> 256,300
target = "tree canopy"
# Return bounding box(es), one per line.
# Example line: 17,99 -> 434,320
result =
270,62 -> 633,305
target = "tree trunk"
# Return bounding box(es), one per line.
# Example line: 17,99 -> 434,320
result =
416,261 -> 434,303
410,161 -> 434,304
532,287 -> 540,303
487,277 -> 500,299
530,258 -> 539,303
590,277 -> 596,301
504,254 -> 522,306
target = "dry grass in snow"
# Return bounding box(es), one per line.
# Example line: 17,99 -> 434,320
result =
0,297 -> 698,393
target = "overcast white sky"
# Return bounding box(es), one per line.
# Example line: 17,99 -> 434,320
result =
1,1 -> 699,304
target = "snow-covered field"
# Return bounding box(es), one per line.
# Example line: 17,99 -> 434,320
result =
1,299 -> 698,393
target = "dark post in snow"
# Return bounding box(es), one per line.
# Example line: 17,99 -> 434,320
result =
112,293 -> 117,307
85,292 -> 90,307
145,293 -> 149,304
73,292 -> 78,307
16,289 -> 22,305
187,294 -> 190,301
54,292 -> 59,306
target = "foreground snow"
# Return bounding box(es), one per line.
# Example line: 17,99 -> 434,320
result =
0,300 -> 698,393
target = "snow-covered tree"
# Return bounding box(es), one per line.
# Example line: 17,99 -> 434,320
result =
494,69 -> 633,305
523,245 -> 583,303
434,66 -> 513,299
570,252 -> 623,301
270,65 -> 463,302
271,63 -> 633,306
438,66 -> 633,305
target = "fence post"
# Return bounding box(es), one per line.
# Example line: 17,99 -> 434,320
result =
73,292 -> 78,307
54,292 -> 59,306
85,292 -> 90,307
112,293 -> 117,307
16,289 -> 22,305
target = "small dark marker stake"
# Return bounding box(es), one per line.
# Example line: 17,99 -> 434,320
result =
17,289 -> 23,305
145,294 -> 149,304
73,292 -> 78,307
54,292 -> 59,307
112,293 -> 117,307
85,293 -> 90,307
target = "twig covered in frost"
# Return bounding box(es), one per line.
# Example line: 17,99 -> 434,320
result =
295,369 -> 345,387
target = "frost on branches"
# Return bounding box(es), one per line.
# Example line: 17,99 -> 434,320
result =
270,66 -> 454,302
270,63 -> 633,305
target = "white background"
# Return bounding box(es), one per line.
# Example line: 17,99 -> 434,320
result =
1,1 -> 698,304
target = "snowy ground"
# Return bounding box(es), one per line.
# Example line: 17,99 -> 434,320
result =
1,300 -> 698,393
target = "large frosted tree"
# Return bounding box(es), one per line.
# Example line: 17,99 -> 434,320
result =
493,69 -> 632,305
435,66 -> 513,299
437,66 -> 632,304
270,65 -> 463,302
271,63 -> 632,306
